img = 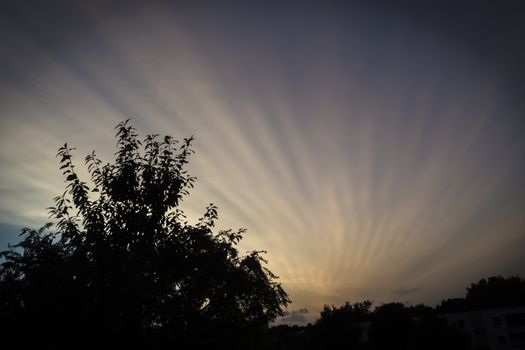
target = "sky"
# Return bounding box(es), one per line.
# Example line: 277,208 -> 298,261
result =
1,0 -> 524,325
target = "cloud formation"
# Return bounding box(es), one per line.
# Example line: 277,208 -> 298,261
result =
1,1 -> 524,321
276,309 -> 310,325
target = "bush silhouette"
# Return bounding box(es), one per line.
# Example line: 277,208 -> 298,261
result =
0,120 -> 290,347
311,301 -> 371,348
437,275 -> 525,313
368,302 -> 412,349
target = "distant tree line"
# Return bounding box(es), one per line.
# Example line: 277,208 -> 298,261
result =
268,275 -> 524,350
269,302 -> 468,350
437,275 -> 525,314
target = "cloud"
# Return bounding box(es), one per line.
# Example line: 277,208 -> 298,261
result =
1,0 -> 524,321
282,308 -> 309,316
278,308 -> 309,324
391,287 -> 422,295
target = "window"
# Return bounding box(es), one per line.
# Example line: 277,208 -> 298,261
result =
493,316 -> 502,327
497,335 -> 507,345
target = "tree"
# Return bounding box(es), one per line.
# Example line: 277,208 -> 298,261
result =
368,302 -> 412,349
0,120 -> 290,347
437,275 -> 525,313
465,275 -> 525,309
311,301 -> 372,348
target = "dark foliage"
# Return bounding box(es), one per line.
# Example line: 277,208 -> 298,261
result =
438,275 -> 525,313
407,315 -> 469,350
268,324 -> 312,350
267,275 -> 519,350
368,302 -> 412,349
0,120 -> 290,347
268,300 -> 468,350
311,301 -> 371,348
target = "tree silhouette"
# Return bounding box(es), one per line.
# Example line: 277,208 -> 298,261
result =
311,301 -> 371,348
0,120 -> 290,347
437,275 -> 525,313
368,302 -> 412,349
466,275 -> 525,309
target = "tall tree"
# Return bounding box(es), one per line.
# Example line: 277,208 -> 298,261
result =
0,120 -> 290,347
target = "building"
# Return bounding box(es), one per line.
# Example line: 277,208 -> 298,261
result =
440,306 -> 525,349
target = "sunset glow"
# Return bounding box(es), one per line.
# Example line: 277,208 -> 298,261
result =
1,1 -> 524,324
